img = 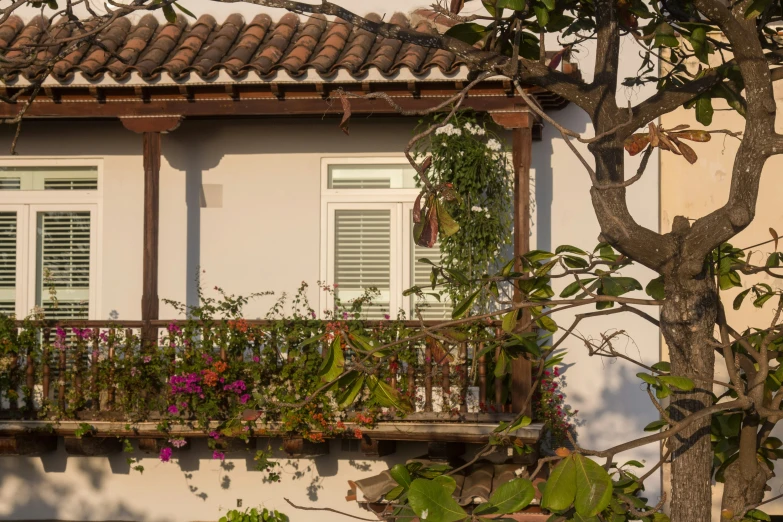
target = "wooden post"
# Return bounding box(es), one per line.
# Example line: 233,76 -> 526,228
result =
491,110 -> 537,417
141,130 -> 160,347
120,116 -> 182,347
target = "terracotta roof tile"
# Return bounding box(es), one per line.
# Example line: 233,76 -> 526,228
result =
0,12 -> 468,83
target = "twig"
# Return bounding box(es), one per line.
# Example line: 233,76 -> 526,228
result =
283,498 -> 377,521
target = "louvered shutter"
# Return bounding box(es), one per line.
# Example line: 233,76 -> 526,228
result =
334,209 -> 391,319
0,212 -> 17,315
328,165 -> 417,190
411,237 -> 451,320
0,166 -> 97,191
36,211 -> 90,319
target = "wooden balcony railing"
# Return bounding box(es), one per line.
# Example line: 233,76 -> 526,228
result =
0,318 -> 539,450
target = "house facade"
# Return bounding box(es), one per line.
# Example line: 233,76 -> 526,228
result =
0,4 -> 664,521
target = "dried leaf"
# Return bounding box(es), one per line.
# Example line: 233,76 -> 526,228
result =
241,409 -> 261,421
428,337 -> 454,364
339,92 -> 352,135
549,47 -> 568,70
648,123 -> 660,148
449,0 -> 465,14
413,192 -> 424,224
420,155 -> 433,173
673,138 -> 698,164
772,228 -> 779,251
669,124 -> 690,131
658,132 -> 681,155
669,130 -> 712,142
416,198 -> 439,248
623,133 -> 650,155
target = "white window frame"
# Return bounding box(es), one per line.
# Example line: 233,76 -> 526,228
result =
0,158 -> 103,319
320,157 -> 427,318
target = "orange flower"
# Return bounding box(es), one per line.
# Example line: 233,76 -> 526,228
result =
229,319 -> 249,333
353,428 -> 363,439
202,370 -> 219,387
213,361 -> 228,373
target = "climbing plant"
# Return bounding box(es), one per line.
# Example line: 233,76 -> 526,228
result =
413,111 -> 513,311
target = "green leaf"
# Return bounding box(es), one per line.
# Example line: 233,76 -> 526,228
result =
162,3 -> 177,23
390,463 -> 413,489
658,375 -> 695,391
573,454 -> 613,517
444,23 -> 490,45
600,277 -> 642,297
436,200 -> 460,237
636,372 -> 659,386
733,288 -> 751,310
695,96 -> 714,126
541,455 -> 577,512
173,2 -> 195,17
656,384 -> 671,399
407,478 -> 468,522
484,478 -> 535,514
624,460 -> 644,468
509,415 -> 532,431
573,515 -> 600,522
536,314 -> 558,333
754,292 -> 775,308
498,0 -> 526,9
555,245 -> 588,256
502,310 -> 518,333
745,0 -> 772,19
645,276 -> 665,300
540,0 -> 555,9
651,361 -> 671,372
533,5 -> 550,26
336,372 -> 365,408
318,338 -> 344,382
494,349 -> 509,378
746,508 -> 772,521
525,250 -> 555,263
563,255 -> 590,269
560,278 -> 596,298
644,419 -> 668,432
385,485 -> 405,501
452,289 -> 480,319
367,375 -> 413,413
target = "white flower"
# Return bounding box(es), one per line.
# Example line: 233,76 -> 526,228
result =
471,205 -> 483,212
421,509 -> 429,520
435,123 -> 455,136
487,139 -> 502,152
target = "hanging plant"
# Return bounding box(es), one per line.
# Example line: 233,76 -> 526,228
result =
413,111 -> 513,311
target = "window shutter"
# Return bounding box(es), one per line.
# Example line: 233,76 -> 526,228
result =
411,239 -> 451,320
37,211 -> 90,319
0,212 -> 16,315
334,209 -> 391,319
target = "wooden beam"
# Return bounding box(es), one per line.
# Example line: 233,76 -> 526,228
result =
119,117 -> 181,346
491,110 -> 536,417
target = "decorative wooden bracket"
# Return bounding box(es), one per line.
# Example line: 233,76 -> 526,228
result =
283,437 -> 330,458
360,438 -> 396,457
120,115 -> 184,134
64,436 -> 123,456
0,435 -> 57,455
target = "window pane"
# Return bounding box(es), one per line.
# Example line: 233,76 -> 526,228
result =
411,215 -> 451,320
328,164 -> 417,189
0,211 -> 17,315
0,166 -> 98,191
36,211 -> 90,319
334,209 -> 391,319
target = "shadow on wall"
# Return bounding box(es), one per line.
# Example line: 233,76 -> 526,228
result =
532,104 -> 590,253
0,435 -> 431,522
0,438 -> 149,522
161,117 -> 422,312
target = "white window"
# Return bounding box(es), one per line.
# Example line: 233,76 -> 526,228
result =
0,162 -> 100,320
321,159 -> 450,320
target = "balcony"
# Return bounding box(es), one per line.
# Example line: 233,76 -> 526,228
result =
0,318 -> 541,457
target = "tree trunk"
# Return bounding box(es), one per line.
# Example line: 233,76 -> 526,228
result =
720,416 -> 768,520
661,266 -> 717,522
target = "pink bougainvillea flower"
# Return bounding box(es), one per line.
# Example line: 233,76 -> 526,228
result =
159,447 -> 173,462
169,438 -> 187,449
252,356 -> 260,363
239,394 -> 250,404
209,431 -> 220,440
167,404 -> 179,415
212,451 -> 225,461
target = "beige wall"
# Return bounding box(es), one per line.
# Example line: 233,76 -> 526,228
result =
660,79 -> 783,517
